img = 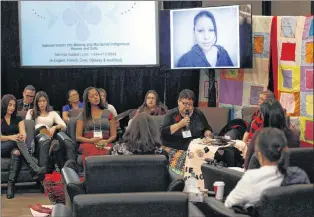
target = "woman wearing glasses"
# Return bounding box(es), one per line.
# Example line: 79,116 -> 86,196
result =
160,89 -> 213,175
62,89 -> 83,122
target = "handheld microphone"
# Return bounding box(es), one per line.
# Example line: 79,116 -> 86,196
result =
185,109 -> 190,117
185,109 -> 190,130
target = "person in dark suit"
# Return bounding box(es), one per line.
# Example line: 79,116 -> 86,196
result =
16,85 -> 36,112
176,11 -> 233,68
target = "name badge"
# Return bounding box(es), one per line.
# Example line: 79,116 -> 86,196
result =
182,130 -> 192,138
93,131 -> 102,138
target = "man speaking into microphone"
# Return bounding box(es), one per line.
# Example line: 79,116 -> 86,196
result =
160,89 -> 213,176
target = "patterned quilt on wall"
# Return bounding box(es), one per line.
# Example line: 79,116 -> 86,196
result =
198,15 -> 313,147
272,15 -> 313,147
199,16 -> 273,119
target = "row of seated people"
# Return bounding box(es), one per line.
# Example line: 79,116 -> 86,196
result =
1,86 -> 301,201
1,86 -> 171,199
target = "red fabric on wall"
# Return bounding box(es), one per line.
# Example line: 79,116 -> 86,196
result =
281,43 -> 296,61
271,17 -> 279,99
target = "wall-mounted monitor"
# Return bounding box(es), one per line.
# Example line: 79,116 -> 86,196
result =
160,4 -> 253,70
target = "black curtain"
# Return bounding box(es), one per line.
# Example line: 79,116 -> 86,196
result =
163,1 -> 202,9
1,1 -> 200,113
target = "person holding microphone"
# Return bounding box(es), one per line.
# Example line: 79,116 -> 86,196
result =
160,89 -> 213,176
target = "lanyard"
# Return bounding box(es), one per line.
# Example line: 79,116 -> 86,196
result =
92,117 -> 102,132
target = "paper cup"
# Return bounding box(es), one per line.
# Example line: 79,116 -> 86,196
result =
213,181 -> 225,200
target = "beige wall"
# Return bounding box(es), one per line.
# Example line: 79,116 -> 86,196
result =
202,0 -> 311,16
271,1 -> 311,16
202,1 -> 262,15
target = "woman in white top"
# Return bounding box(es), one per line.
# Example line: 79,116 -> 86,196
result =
26,91 -> 66,172
225,128 -> 291,209
26,91 -> 66,134
98,88 -> 118,117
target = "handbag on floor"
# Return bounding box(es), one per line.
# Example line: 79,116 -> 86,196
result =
42,171 -> 65,204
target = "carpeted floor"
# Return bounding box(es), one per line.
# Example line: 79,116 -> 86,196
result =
1,183 -> 51,217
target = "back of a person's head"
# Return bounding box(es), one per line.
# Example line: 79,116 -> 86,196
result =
260,99 -> 286,129
260,90 -> 275,101
268,100 -> 286,129
255,127 -> 288,175
123,113 -> 162,153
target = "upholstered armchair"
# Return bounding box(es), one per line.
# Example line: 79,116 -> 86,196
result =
199,184 -> 314,217
52,192 -> 204,217
62,155 -> 185,208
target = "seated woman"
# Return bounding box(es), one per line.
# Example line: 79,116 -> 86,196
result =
1,94 -> 45,199
135,90 -> 167,116
127,90 -> 168,129
242,90 -> 275,143
160,89 -> 213,176
98,88 -> 118,118
244,99 -> 300,169
25,91 -> 67,172
111,113 -> 165,156
176,11 -> 233,68
62,89 -> 83,122
76,87 -> 117,165
225,128 -> 309,209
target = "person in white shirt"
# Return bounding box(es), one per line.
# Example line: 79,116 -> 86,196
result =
225,128 -> 289,209
98,88 -> 118,117
26,91 -> 66,133
25,91 -> 66,172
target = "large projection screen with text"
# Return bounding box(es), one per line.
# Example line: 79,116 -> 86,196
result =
19,1 -> 159,67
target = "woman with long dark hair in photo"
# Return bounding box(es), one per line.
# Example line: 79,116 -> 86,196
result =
176,10 -> 233,67
76,87 -> 117,165
225,128 -> 309,209
1,94 -> 45,199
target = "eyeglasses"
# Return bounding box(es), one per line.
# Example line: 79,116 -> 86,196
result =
26,94 -> 34,98
181,101 -> 193,107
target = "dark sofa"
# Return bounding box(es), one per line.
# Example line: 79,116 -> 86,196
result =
62,155 -> 185,208
52,192 -> 205,217
1,119 -> 51,184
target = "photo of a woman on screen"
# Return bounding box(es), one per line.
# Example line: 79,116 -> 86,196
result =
176,11 -> 234,68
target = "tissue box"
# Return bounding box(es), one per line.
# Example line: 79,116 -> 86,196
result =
188,192 -> 204,203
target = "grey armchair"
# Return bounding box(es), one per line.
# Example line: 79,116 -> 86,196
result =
62,155 -> 185,208
200,184 -> 314,217
52,192 -> 205,217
